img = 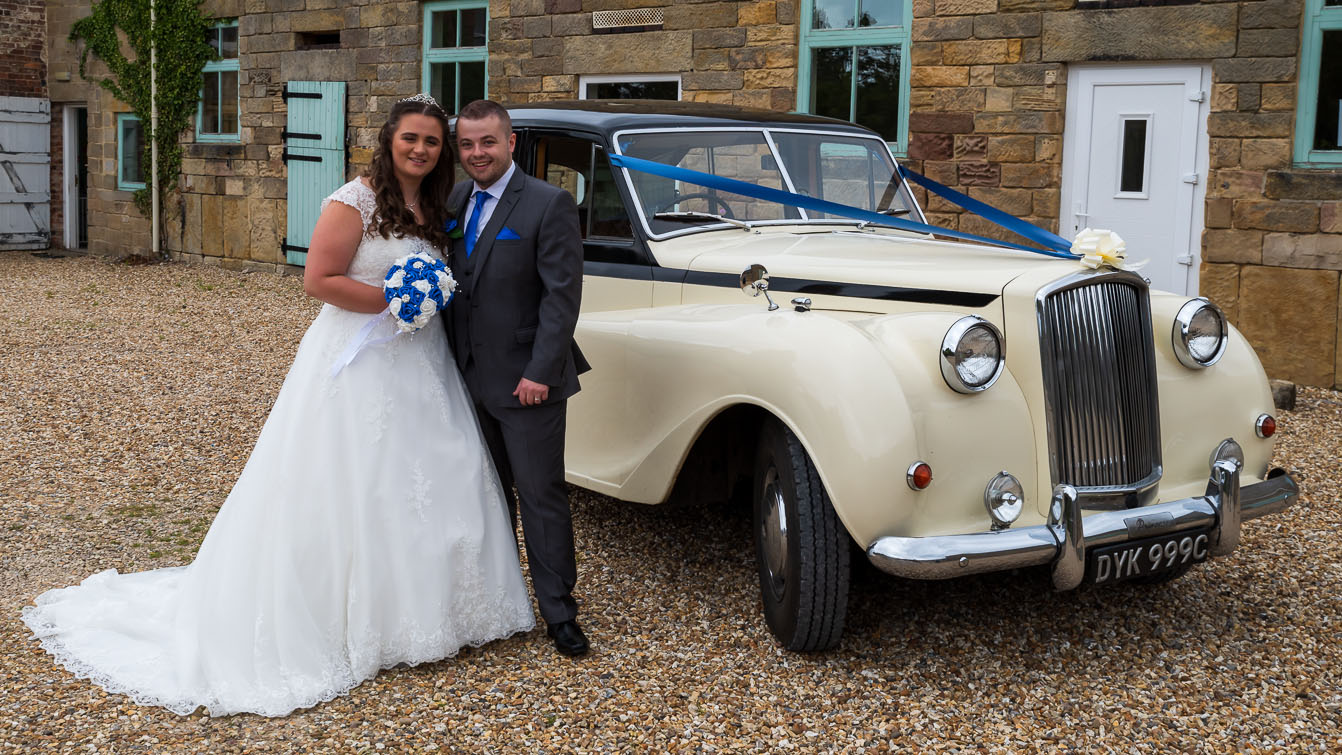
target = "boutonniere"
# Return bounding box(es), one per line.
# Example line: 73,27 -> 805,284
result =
1072,228 -> 1145,272
446,218 -> 463,240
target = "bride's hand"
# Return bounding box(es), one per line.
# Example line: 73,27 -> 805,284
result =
303,201 -> 387,314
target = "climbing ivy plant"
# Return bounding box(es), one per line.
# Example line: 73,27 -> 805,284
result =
70,0 -> 217,233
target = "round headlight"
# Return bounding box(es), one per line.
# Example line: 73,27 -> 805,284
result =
940,316 -> 1005,393
984,471 -> 1024,528
1173,298 -> 1228,369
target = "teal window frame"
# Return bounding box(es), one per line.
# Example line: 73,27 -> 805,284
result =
795,0 -> 912,157
421,0 -> 489,114
196,19 -> 240,143
1293,0 -> 1342,167
116,113 -> 146,191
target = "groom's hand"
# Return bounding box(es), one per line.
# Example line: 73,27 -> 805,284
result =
514,378 -> 549,406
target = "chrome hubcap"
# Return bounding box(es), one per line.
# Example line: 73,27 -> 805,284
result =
759,467 -> 789,599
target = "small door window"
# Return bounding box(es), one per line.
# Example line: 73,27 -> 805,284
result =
533,134 -> 640,264
1116,115 -> 1152,197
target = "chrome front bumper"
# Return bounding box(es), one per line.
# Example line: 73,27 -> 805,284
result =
866,463 -> 1299,590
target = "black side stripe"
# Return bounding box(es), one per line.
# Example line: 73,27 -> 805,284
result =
581,263 -> 1000,307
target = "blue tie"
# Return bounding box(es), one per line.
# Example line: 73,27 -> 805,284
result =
464,190 -> 487,258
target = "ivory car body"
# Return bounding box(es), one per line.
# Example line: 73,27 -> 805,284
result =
505,101 -> 1299,651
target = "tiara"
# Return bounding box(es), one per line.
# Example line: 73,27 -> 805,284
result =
398,92 -> 443,111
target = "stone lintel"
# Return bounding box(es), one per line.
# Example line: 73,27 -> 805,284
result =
1041,5 -> 1236,62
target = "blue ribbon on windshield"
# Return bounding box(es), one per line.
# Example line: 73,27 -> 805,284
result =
608,152 -> 1079,260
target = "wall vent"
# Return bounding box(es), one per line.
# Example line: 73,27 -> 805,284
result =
591,9 -> 664,34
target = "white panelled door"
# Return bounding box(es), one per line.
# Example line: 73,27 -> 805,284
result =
1061,64 -> 1210,296
0,96 -> 51,250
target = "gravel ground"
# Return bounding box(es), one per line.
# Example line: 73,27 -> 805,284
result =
1,250 -> 1339,753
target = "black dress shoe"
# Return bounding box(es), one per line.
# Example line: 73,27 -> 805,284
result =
546,620 -> 589,657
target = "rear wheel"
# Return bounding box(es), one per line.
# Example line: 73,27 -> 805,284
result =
753,419 -> 849,651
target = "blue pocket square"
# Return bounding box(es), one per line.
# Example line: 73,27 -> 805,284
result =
445,219 -> 458,232
497,227 -> 521,241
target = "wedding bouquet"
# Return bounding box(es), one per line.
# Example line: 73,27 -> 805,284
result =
384,251 -> 456,333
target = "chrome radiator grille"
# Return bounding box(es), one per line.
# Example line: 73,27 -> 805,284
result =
1039,275 -> 1160,491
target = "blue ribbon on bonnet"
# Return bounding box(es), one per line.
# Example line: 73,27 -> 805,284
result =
607,153 -> 1079,260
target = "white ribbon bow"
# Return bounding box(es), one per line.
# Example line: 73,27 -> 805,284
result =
1071,228 -> 1145,271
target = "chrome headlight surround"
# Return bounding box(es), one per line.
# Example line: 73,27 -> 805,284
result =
1210,437 -> 1244,472
984,471 -> 1024,529
940,316 -> 1005,394
1172,298 -> 1228,369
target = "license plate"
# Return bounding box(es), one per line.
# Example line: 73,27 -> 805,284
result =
1088,528 -> 1211,585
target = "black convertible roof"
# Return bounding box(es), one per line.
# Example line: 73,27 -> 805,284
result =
501,99 -> 879,138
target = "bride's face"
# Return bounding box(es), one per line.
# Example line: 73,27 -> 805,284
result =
390,113 -> 444,184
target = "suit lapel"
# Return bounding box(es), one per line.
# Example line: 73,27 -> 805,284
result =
466,169 -> 525,297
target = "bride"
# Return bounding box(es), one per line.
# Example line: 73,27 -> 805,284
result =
20,95 -> 535,717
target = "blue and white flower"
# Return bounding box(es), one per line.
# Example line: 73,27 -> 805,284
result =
383,251 -> 457,333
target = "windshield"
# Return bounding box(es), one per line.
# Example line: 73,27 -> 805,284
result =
616,128 -> 919,237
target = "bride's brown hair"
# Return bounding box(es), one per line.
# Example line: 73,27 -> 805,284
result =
365,99 -> 454,249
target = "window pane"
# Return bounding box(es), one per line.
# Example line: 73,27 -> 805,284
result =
203,71 -> 220,133
811,47 -> 853,122
813,0 -> 856,29
1120,119 -> 1148,193
208,26 -> 220,56
430,10 -> 458,48
460,8 -> 487,47
858,0 -> 901,27
772,131 -> 915,217
460,61 -> 486,108
220,24 -> 238,58
622,131 -> 795,233
430,63 -> 456,114
585,80 -> 679,100
121,119 -> 143,185
854,45 -> 899,140
590,150 -> 632,238
1313,30 -> 1341,151
221,70 -> 239,133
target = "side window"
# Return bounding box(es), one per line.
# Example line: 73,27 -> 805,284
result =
197,20 -> 240,142
535,134 -> 638,260
1294,0 -> 1342,165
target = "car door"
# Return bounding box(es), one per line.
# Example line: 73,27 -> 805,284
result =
520,130 -> 655,490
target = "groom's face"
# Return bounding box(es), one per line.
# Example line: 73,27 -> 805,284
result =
456,114 -> 515,189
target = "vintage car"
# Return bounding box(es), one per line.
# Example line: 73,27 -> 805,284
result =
502,100 -> 1299,651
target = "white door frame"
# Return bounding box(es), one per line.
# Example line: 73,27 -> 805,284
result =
62,103 -> 86,250
1061,63 -> 1211,295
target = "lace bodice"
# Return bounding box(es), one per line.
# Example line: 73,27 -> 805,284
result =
321,179 -> 444,287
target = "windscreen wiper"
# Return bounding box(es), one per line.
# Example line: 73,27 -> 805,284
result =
653,211 -> 755,230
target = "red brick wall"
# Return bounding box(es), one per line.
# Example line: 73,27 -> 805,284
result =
50,108 -> 65,248
0,0 -> 47,98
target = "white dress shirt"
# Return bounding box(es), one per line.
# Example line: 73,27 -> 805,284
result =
464,160 -> 518,246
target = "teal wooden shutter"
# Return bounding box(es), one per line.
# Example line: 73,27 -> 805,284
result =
283,81 -> 346,266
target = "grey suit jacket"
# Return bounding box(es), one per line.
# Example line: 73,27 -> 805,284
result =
446,168 -> 590,407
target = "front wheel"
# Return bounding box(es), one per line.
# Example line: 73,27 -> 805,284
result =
753,419 -> 849,651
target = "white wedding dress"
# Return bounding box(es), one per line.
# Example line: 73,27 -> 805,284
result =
21,180 -> 535,717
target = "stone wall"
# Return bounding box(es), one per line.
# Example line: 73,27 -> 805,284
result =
487,0 -> 798,109
168,0 -> 425,273
900,0 -> 1342,388
47,0 -> 1342,386
0,0 -> 47,99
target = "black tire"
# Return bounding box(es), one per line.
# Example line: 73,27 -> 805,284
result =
753,419 -> 849,651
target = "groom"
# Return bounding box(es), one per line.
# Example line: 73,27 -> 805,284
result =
446,99 -> 591,657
